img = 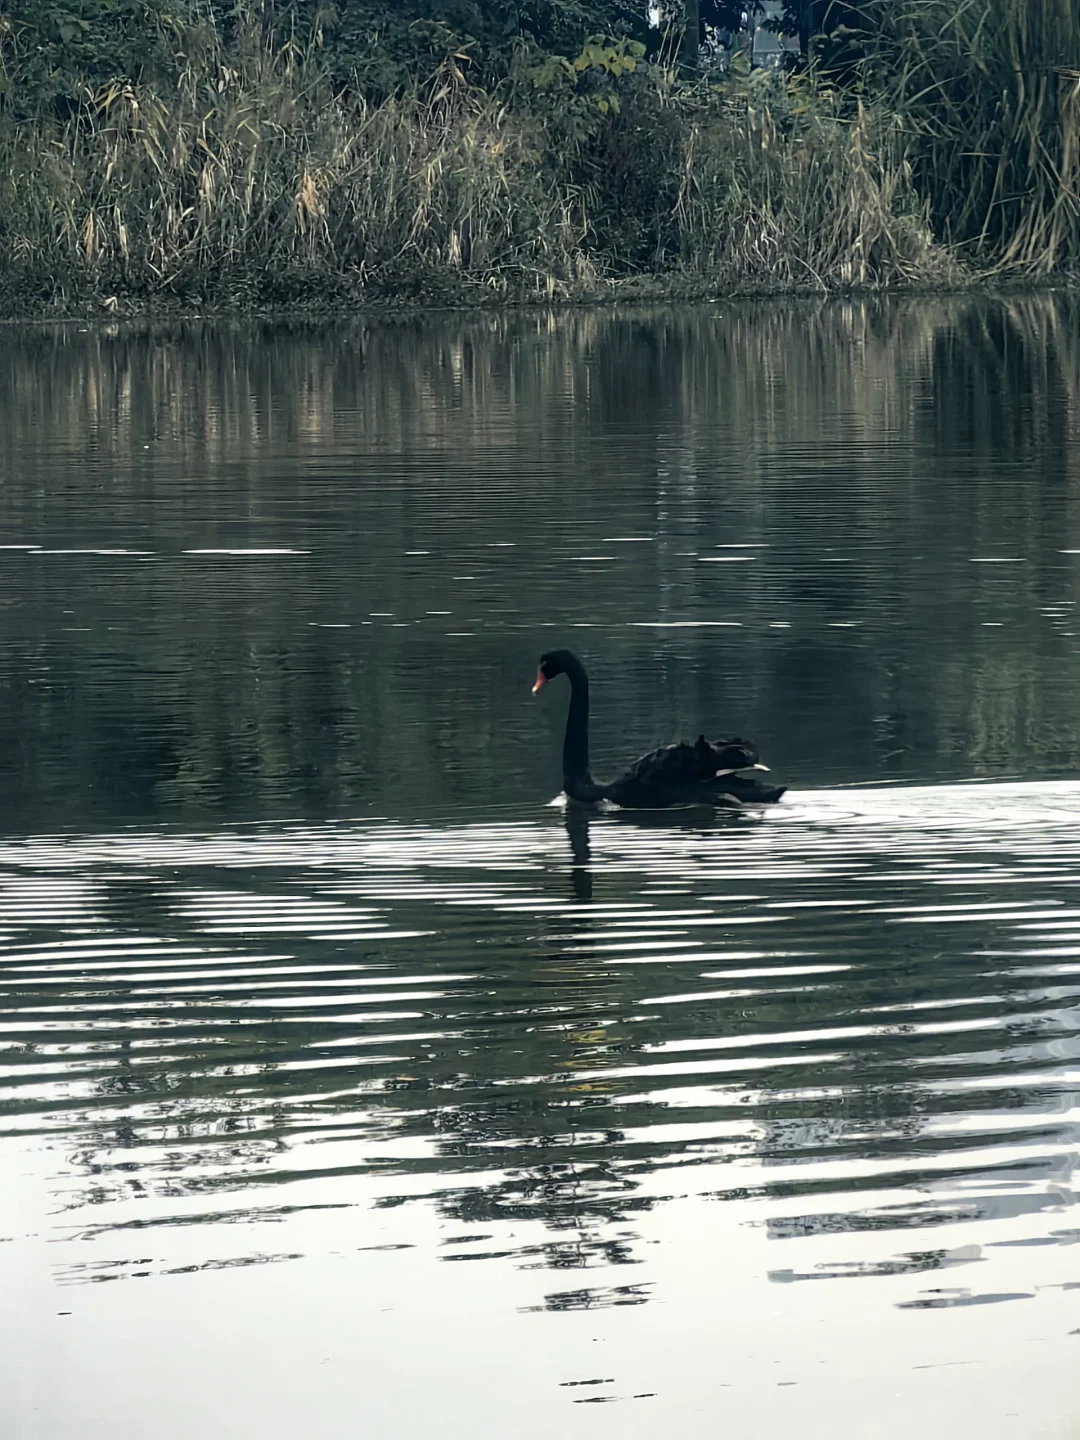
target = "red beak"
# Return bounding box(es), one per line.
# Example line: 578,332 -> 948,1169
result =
531,668 -> 547,695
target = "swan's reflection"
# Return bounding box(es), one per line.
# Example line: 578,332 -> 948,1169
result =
565,806 -> 593,901
563,802 -> 750,902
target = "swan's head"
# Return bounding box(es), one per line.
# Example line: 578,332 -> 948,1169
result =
532,649 -> 578,694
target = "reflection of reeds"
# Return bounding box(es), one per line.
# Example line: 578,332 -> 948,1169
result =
3,294 -> 1080,809
2,294 -> 1079,463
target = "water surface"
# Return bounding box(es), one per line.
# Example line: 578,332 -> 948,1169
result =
3,298 -> 1080,1439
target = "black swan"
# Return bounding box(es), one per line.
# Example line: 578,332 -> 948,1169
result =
532,648 -> 786,808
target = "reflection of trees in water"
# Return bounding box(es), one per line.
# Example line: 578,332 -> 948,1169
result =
1,297 -> 1080,824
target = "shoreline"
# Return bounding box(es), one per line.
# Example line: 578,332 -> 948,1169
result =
1,269 -> 1072,327
3,5 -> 1075,332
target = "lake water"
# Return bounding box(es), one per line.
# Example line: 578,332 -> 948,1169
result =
3,298 -> 1080,1439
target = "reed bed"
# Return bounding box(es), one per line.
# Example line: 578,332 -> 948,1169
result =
2,0 -> 1077,312
868,0 -> 1080,275
0,18 -> 954,312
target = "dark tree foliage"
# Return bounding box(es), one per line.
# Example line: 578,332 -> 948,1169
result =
0,0 -> 185,108
701,1 -> 764,39
692,2 -> 873,73
294,0 -> 653,90
776,0 -> 872,64
0,0 -> 881,118
0,0 -> 655,110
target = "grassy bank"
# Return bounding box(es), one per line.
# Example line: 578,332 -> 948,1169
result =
0,1 -> 1077,317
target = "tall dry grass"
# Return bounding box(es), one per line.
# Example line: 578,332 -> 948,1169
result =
0,44 -> 587,306
670,69 -> 949,287
0,12 -> 957,312
870,0 -> 1080,274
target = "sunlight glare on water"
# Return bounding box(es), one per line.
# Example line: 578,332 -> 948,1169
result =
3,786 -> 1080,1437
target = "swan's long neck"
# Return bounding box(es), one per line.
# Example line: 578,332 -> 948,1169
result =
562,656 -> 591,782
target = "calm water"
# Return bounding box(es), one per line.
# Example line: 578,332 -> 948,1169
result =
3,298 -> 1080,1439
